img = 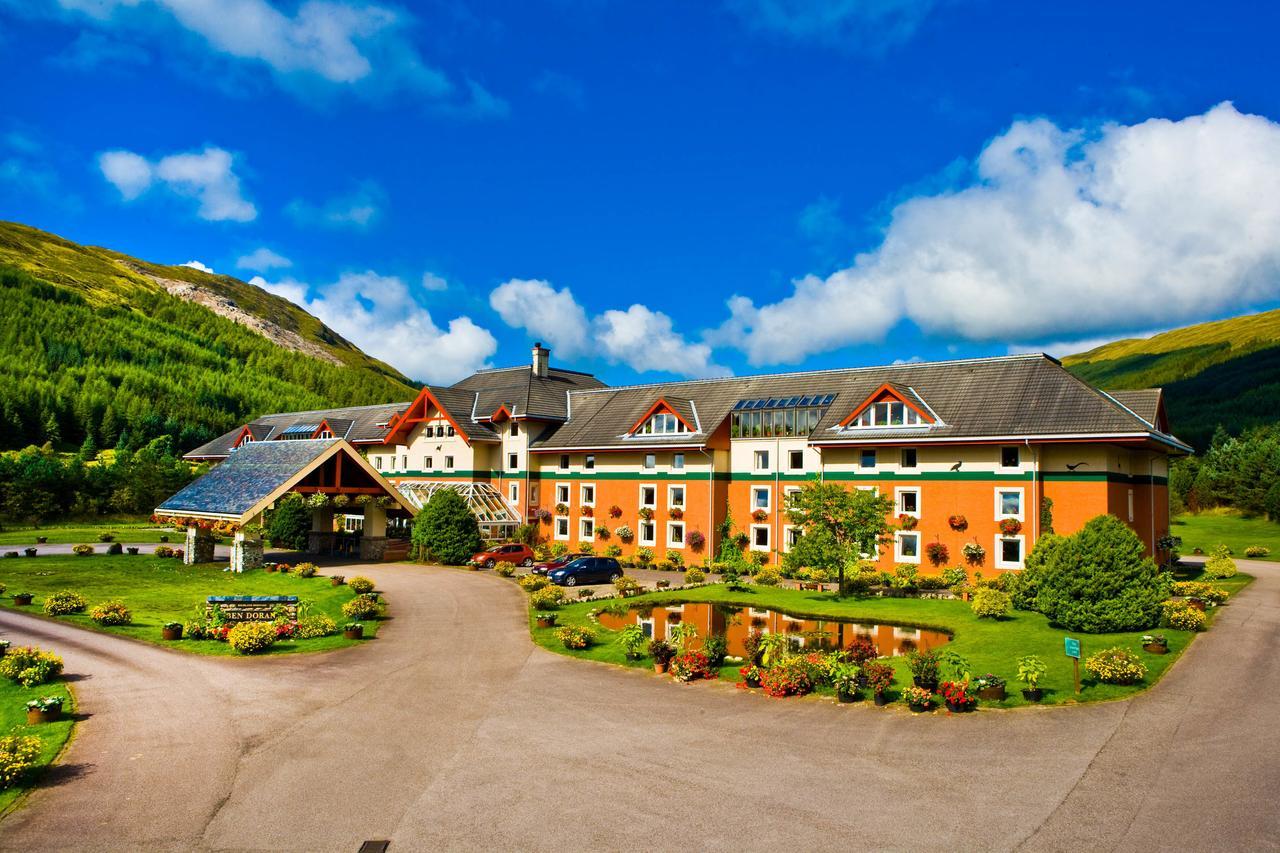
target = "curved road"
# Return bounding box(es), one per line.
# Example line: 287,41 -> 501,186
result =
0,559 -> 1277,852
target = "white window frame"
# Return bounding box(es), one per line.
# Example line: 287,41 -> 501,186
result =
750,524 -> 770,552
507,453 -> 518,471
639,484 -> 657,509
639,520 -> 657,546
783,485 -> 800,509
753,450 -> 770,472
580,483 -> 596,506
666,521 -> 685,549
783,524 -> 800,553
555,483 -> 570,505
787,449 -> 805,472
554,516 -> 570,541
895,486 -> 921,518
899,447 -> 919,473
995,534 -> 1026,570
580,518 -> 595,541
585,454 -> 595,470
894,531 -> 921,564
752,486 -> 771,512
508,482 -> 519,504
672,452 -> 685,470
995,487 -> 1025,521
668,485 -> 685,508
998,445 -> 1022,472
444,455 -> 454,472
423,456 -> 433,471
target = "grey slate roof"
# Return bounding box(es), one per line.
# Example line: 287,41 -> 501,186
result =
160,440 -> 341,517
531,354 -> 1190,450
451,366 -> 607,421
185,401 -> 410,459
430,386 -> 500,442
1106,389 -> 1164,427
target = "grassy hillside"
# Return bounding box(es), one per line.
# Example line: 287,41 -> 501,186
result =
1064,309 -> 1280,450
0,221 -> 416,452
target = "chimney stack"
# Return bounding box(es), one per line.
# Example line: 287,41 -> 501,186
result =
532,342 -> 550,378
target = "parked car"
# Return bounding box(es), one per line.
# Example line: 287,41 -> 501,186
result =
548,557 -> 623,587
469,543 -> 535,568
531,553 -> 588,575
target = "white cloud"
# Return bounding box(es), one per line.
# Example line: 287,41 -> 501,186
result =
180,259 -> 214,273
252,270 -> 496,383
236,247 -> 292,272
420,271 -> 447,291
726,103 -> 1280,365
726,0 -> 939,51
98,146 -> 256,221
489,278 -> 728,379
285,180 -> 383,230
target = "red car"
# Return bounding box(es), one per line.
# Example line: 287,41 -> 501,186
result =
469,543 -> 535,568
531,553 -> 588,575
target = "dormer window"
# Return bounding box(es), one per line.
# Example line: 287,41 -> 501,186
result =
850,402 -> 924,428
637,413 -> 688,435
628,398 -> 696,437
839,383 -> 937,431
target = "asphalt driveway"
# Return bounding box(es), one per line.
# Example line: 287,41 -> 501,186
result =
0,558 -> 1276,852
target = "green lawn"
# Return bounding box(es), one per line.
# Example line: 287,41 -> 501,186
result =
0,670 -> 75,814
1172,510 -> 1280,561
527,566 -> 1252,709
0,521 -> 180,546
0,555 -> 382,655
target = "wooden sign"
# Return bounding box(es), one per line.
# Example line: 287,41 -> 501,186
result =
1064,636 -> 1082,694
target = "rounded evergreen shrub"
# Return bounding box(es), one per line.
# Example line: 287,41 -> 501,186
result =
266,493 -> 311,550
43,590 -> 86,616
1201,546 -> 1238,579
970,587 -> 1011,619
1035,515 -> 1166,633
90,600 -> 132,626
753,566 -> 781,586
227,621 -> 278,655
1011,533 -> 1064,611
411,489 -> 482,565
684,567 -> 706,584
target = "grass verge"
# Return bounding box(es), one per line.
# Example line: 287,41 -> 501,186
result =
1172,510 -> 1280,561
0,521 -> 179,546
0,673 -> 75,814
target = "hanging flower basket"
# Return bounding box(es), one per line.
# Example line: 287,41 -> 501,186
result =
962,541 -> 986,565
305,493 -> 331,509
638,507 -> 654,521
581,506 -> 594,517
615,525 -> 634,541
898,514 -> 918,530
925,541 -> 949,565
554,503 -> 569,515
534,507 -> 552,524
332,494 -> 350,509
999,518 -> 1023,536
668,507 -> 684,520
609,505 -> 623,518
688,530 -> 706,550
948,514 -> 968,531
751,509 -> 768,522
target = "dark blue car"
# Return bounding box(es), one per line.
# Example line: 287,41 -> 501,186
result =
548,557 -> 623,586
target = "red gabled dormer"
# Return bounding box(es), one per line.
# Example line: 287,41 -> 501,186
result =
838,383 -> 937,429
629,398 -> 696,435
383,387 -> 471,446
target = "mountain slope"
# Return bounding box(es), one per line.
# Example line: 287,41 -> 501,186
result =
0,221 -> 416,452
1064,309 -> 1280,451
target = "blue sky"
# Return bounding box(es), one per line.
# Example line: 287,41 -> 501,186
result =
3,0 -> 1280,385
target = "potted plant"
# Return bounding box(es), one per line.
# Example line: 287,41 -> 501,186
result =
906,649 -> 940,690
962,541 -> 986,566
1016,655 -> 1046,701
999,518 -> 1022,536
331,575 -> 346,587
13,592 -> 33,606
126,546 -> 139,555
343,622 -> 364,640
649,639 -> 676,674
159,535 -> 169,543
26,696 -> 63,725
940,680 -> 976,712
618,624 -> 648,660
831,662 -> 861,703
23,548 -> 37,558
973,673 -> 1006,701
162,622 -> 183,641
1142,634 -> 1169,654
738,663 -> 763,688
862,660 -> 895,706
925,541 -> 949,565
655,579 -> 670,589
535,613 -> 558,629
0,639 -> 9,657
903,686 -> 935,711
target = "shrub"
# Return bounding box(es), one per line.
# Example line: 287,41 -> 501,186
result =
1035,515 -> 1166,633
760,656 -> 815,697
971,587 -> 1012,619
702,633 -> 728,668
648,639 -> 676,664
494,561 -> 516,577
670,650 -> 715,682
342,594 -> 383,620
906,649 -> 941,685
1011,533 -> 1064,611
90,600 -> 132,626
411,488 -> 482,564
1244,545 -> 1271,559
266,493 -> 311,550
860,660 -> 895,694
348,576 -> 375,594
684,567 -> 706,584
518,574 -> 549,592
43,590 -> 86,616
294,562 -> 318,578
154,545 -> 175,558
1017,655 -> 1047,689
0,646 -> 64,686
71,544 -> 93,557
106,542 -> 123,555
0,736 -> 42,789
613,575 -> 642,596
941,565 -> 968,588
97,532 -> 115,542
1202,546 -> 1238,579
1084,647 -> 1147,684
1162,599 -> 1207,631
753,566 -> 781,586
1171,580 -> 1228,604
529,586 -> 565,610
846,637 -> 878,665
296,615 -> 338,639
556,625 -> 595,649
227,621 -> 278,655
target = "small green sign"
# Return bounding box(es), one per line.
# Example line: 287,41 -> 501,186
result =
1064,637 -> 1081,659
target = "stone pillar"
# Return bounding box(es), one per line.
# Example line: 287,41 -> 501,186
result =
231,528 -> 264,573
307,506 -> 336,555
359,502 -> 388,561
185,526 -> 215,565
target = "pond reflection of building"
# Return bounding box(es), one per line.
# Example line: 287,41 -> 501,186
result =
596,603 -> 949,658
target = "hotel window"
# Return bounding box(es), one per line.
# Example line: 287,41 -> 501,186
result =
444,455 -> 454,471
996,535 -> 1025,569
580,519 -> 595,540
508,483 -> 519,504
401,455 -> 408,470
995,488 -> 1024,520
554,516 -> 570,540
784,486 -> 800,508
788,449 -> 804,471
510,422 -> 518,437
556,484 -> 570,504
784,525 -> 801,552
667,522 -> 685,548
895,531 -> 921,564
848,400 -> 924,428
637,412 -> 688,434
585,454 -> 596,470
447,425 -> 455,437
424,456 -> 433,471
669,485 -> 685,507
1000,446 -> 1020,468
896,487 -> 920,516
644,453 -> 656,470
508,453 -> 519,471
374,456 -> 383,470
752,486 -> 770,511
559,454 -> 570,470
860,449 -> 876,469
901,448 -> 917,469
581,484 -> 596,506
754,450 -> 769,471
672,452 -> 685,470
640,485 -> 657,508
751,525 -> 770,551
640,521 -> 656,545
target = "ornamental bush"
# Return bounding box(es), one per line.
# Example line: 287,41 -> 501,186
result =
1035,515 -> 1166,633
684,568 -> 706,584
970,587 -> 1011,619
1170,580 -> 1228,604
529,586 -> 565,610
1010,533 -> 1065,611
0,646 -> 64,687
518,574 -> 549,592
760,656 -> 815,697
0,736 -> 42,789
90,600 -> 132,626
294,563 -> 318,578
493,561 -> 516,577
347,576 -> 375,594
1084,647 -> 1147,684
670,650 -> 715,682
227,621 -> 278,655
1202,546 -> 1238,579
753,566 -> 781,586
296,615 -> 338,639
1244,545 -> 1271,558
266,493 -> 311,550
71,544 -> 93,557
43,590 -> 86,616
1162,599 -> 1207,632
154,545 -> 175,558
556,625 -> 595,649
411,488 -> 482,565
342,593 -> 383,620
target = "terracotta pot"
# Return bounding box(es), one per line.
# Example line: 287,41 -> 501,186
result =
343,627 -> 364,640
27,707 -> 60,725
654,661 -> 669,674
536,617 -> 556,629
162,626 -> 183,641
977,685 -> 1006,701
13,594 -> 32,606
1143,642 -> 1169,654
265,566 -> 277,573
873,691 -> 890,707
1188,598 -> 1206,612
1021,688 -> 1043,702
330,577 -> 343,586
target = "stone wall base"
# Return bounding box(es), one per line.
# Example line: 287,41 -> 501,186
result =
359,536 -> 388,561
308,531 -> 336,554
185,527 -> 216,565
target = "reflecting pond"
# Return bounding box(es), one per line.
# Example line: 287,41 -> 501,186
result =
596,603 -> 950,658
